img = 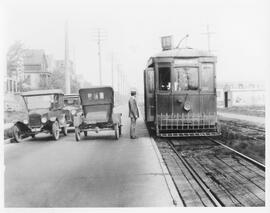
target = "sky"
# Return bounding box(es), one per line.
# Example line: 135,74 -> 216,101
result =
2,0 -> 270,93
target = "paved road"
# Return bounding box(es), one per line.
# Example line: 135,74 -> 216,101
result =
5,108 -> 180,207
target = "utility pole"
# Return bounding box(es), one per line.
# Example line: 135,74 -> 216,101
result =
92,28 -> 107,86
111,53 -> 114,90
201,25 -> 215,54
65,21 -> 71,94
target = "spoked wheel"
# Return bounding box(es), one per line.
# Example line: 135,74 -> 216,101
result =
62,126 -> 68,136
52,121 -> 60,140
75,128 -> 81,141
114,123 -> 120,140
84,131 -> 88,137
13,125 -> 22,143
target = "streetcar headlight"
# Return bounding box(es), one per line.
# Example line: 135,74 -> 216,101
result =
23,119 -> 28,124
41,117 -> 47,123
49,117 -> 56,122
184,102 -> 191,111
71,109 -> 76,115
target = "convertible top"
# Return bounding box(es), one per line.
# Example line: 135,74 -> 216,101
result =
21,89 -> 64,96
79,87 -> 114,106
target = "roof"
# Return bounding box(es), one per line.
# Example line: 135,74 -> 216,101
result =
23,49 -> 47,65
152,47 -> 214,58
21,89 -> 64,96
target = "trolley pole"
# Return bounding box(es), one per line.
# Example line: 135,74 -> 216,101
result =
111,53 -> 114,90
98,30 -> 102,85
65,21 -> 71,94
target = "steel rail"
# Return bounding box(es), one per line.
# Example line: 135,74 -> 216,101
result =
167,140 -> 224,207
206,137 -> 265,171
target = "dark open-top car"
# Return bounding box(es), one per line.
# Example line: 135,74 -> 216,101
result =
12,89 -> 69,142
74,87 -> 122,141
63,94 -> 82,127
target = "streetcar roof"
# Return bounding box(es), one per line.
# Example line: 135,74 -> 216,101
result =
21,89 -> 64,96
153,47 -> 214,58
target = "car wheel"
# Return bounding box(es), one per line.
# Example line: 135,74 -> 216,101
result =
62,126 -> 68,136
13,125 -> 22,143
52,121 -> 60,140
84,131 -> 87,136
114,123 -> 119,140
75,128 -> 81,141
119,125 -> 122,136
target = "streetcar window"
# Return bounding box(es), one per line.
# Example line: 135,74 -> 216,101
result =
174,67 -> 198,91
147,69 -> 154,93
159,67 -> 171,91
201,63 -> 214,91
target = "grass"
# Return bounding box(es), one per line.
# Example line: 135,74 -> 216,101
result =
218,117 -> 265,164
218,105 -> 265,117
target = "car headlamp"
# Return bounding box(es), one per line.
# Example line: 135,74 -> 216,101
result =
41,117 -> 47,123
184,102 -> 191,111
23,119 -> 29,124
71,109 -> 76,115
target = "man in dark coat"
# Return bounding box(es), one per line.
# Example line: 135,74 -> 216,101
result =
128,90 -> 139,139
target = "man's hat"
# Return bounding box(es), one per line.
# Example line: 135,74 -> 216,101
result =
130,90 -> 136,96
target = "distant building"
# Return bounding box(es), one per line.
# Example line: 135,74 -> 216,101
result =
4,76 -> 18,94
22,49 -> 51,89
217,81 -> 265,107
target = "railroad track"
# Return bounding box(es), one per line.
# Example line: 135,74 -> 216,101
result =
156,137 -> 265,207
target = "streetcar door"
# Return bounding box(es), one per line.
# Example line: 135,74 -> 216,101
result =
144,68 -> 155,122
156,63 -> 172,115
200,63 -> 216,114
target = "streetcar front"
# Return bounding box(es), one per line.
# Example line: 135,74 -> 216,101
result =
145,48 -> 220,137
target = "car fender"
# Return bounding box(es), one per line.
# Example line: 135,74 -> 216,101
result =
112,113 -> 122,125
5,121 -> 30,139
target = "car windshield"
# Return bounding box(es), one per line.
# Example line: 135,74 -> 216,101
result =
24,95 -> 54,110
64,97 -> 80,106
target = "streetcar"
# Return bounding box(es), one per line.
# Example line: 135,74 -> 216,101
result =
144,41 -> 220,137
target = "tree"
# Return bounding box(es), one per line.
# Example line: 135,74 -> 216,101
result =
46,68 -> 81,93
6,41 -> 24,77
47,68 -> 65,91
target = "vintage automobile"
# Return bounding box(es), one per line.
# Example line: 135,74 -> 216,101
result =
12,89 -> 69,142
63,94 -> 82,127
74,87 -> 122,141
